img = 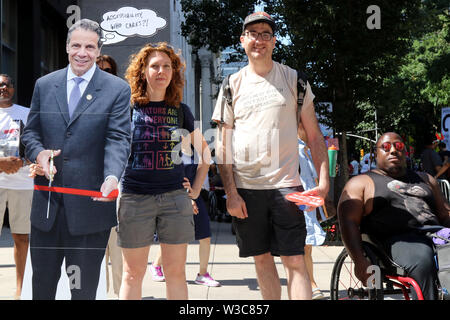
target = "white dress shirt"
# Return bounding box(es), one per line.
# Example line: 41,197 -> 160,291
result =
66,63 -> 97,104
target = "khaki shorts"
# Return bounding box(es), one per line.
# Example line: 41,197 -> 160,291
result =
116,189 -> 194,248
0,188 -> 32,235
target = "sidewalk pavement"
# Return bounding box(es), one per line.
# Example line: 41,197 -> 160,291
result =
0,221 -> 343,300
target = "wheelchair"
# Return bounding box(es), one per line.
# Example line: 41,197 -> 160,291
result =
330,227 -> 448,300
207,187 -> 232,223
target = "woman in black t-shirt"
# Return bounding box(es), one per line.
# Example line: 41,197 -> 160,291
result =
117,42 -> 210,300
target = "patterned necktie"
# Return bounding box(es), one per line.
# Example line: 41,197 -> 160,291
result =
68,77 -> 84,118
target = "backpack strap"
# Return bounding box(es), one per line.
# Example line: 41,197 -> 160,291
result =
218,74 -> 232,125
296,70 -> 308,112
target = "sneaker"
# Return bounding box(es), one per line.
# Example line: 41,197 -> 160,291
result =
150,263 -> 165,282
195,272 -> 221,287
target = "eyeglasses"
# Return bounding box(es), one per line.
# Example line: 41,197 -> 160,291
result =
244,31 -> 274,41
378,141 -> 405,152
0,82 -> 12,88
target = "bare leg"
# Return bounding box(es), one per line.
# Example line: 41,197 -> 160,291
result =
199,237 -> 211,275
304,245 -> 318,289
153,246 -> 163,266
12,233 -> 29,299
119,246 -> 150,300
281,254 -> 312,300
254,252 -> 281,300
161,243 -> 188,300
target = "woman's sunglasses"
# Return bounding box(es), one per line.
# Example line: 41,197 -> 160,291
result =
378,141 -> 405,152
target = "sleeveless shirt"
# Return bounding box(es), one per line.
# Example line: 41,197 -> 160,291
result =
360,170 -> 440,240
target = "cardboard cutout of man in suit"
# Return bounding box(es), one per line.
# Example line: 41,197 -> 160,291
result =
21,19 -> 131,300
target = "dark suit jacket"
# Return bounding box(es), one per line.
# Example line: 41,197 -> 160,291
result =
22,66 -> 131,235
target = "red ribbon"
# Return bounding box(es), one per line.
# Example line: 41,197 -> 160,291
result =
34,185 -> 119,199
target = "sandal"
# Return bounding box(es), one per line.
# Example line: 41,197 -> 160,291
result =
312,287 -> 325,300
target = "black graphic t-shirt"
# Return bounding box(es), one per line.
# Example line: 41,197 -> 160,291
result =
122,101 -> 195,195
361,170 -> 440,239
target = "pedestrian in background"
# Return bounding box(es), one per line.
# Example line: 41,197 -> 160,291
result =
96,54 -> 123,298
0,74 -> 33,299
298,122 -> 326,300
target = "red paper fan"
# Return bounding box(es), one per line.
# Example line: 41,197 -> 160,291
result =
285,192 -> 324,207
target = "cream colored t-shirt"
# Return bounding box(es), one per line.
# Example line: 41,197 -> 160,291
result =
212,61 -> 315,189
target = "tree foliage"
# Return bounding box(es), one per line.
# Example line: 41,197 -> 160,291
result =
180,0 -> 259,54
376,12 -> 450,153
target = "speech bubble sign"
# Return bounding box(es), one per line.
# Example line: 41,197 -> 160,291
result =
102,31 -> 128,45
100,6 -> 166,38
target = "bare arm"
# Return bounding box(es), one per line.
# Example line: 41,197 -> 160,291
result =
299,100 -> 329,199
215,124 -> 248,219
189,128 -> 211,199
434,162 -> 450,179
338,175 -> 373,285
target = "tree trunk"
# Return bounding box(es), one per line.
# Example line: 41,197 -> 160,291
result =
333,131 -> 349,207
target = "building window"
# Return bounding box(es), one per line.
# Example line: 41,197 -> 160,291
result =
1,0 -> 18,81
40,18 -> 61,76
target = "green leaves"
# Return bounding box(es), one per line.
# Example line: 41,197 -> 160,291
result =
180,0 -> 259,53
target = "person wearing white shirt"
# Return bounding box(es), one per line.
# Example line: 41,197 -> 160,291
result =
0,74 -> 33,299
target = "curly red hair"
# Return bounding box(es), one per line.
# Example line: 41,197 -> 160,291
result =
125,42 -> 185,108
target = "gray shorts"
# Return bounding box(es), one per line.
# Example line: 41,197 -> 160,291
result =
116,189 -> 194,248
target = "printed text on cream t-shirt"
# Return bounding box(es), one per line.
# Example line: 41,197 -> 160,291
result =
212,61 -> 315,189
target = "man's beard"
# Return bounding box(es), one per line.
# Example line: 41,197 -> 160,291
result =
385,164 -> 407,178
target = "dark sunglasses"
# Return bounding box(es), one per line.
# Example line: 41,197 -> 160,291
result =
378,141 -> 405,152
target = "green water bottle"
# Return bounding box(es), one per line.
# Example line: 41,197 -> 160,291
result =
328,145 -> 338,177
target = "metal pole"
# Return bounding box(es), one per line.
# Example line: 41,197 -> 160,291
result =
375,108 -> 378,141
335,132 -> 377,143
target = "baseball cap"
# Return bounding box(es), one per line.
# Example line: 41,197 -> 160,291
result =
243,12 -> 276,33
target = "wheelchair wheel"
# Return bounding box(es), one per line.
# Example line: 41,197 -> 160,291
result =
330,247 -> 384,300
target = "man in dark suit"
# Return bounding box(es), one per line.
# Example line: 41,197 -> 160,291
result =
21,19 -> 131,300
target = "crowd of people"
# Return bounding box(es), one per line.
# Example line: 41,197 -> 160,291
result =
0,11 -> 449,301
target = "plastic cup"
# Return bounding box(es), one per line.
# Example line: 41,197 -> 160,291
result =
328,145 -> 338,177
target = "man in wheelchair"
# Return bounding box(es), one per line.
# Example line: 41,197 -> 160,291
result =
338,132 -> 450,300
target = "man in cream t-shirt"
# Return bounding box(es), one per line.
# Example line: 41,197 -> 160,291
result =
212,12 -> 329,300
0,74 -> 33,299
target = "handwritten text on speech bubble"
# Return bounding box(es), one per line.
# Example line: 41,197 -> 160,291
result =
100,7 -> 166,37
